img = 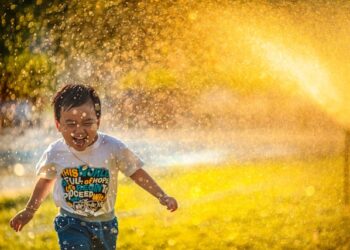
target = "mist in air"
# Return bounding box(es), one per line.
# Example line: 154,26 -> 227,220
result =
1,1 -> 350,249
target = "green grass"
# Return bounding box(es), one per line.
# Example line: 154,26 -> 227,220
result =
1,157 -> 350,249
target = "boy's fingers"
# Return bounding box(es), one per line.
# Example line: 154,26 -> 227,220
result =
14,223 -> 20,232
10,220 -> 16,230
10,219 -> 23,232
167,200 -> 178,212
170,200 -> 177,207
171,204 -> 178,211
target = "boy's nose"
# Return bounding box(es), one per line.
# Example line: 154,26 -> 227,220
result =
73,124 -> 86,135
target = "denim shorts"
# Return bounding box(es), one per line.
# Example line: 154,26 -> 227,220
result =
54,215 -> 118,250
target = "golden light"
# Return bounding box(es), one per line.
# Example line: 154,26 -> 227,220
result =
163,1 -> 350,129
252,38 -> 349,126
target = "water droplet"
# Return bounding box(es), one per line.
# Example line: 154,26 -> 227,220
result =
305,186 -> 315,197
168,239 -> 176,246
27,232 -> 35,239
13,163 -> 25,176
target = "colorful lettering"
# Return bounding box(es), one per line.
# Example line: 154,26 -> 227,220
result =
60,165 -> 110,214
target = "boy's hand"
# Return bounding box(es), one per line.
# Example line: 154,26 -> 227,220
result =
9,208 -> 35,232
159,195 -> 178,212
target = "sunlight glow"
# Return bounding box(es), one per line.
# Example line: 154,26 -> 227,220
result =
250,38 -> 350,128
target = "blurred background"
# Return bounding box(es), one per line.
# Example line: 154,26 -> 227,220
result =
1,0 -> 350,249
1,0 -> 348,183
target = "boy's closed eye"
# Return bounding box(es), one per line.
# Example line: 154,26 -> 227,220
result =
64,120 -> 96,128
65,122 -> 77,128
83,121 -> 94,126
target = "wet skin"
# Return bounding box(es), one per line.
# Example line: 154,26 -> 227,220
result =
56,101 -> 100,151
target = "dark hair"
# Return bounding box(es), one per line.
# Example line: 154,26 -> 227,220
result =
52,84 -> 101,121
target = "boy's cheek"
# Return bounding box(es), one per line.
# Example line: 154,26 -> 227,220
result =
91,124 -> 98,131
57,125 -> 68,134
57,127 -> 65,133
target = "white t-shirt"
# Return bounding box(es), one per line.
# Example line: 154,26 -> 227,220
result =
36,132 -> 143,217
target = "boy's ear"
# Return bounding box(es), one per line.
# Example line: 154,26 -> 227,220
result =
55,120 -> 61,131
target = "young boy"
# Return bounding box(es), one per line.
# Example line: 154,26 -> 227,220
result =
9,84 -> 178,249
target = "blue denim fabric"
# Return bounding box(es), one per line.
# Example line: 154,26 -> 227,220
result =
54,215 -> 118,250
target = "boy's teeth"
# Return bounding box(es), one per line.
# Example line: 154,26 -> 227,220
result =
73,138 -> 86,146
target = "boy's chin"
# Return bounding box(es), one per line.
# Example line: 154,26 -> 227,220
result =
67,141 -> 88,151
72,145 -> 87,151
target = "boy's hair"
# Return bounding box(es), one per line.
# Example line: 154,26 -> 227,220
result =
52,84 -> 101,121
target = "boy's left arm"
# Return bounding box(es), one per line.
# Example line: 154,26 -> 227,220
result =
129,169 -> 178,212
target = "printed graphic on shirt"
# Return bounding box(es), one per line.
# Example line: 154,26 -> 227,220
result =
61,165 -> 109,214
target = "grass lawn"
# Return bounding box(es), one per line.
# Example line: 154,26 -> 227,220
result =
1,156 -> 350,249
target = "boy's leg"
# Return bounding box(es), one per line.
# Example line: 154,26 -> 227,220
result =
90,217 -> 119,250
54,215 -> 92,250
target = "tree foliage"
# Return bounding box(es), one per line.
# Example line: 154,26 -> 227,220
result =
0,0 -> 193,101
0,0 -> 67,105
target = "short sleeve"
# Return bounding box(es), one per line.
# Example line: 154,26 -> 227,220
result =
35,148 -> 58,179
116,145 -> 144,177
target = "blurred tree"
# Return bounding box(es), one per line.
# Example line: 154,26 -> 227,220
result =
0,0 -> 66,105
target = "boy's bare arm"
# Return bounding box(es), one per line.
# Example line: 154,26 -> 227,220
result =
10,177 -> 56,232
129,168 -> 178,212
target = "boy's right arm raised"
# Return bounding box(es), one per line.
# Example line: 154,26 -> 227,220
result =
9,177 -> 55,232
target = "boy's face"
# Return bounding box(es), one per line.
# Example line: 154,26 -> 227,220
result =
56,101 -> 100,151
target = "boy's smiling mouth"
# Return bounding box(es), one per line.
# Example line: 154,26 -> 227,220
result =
72,135 -> 88,147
